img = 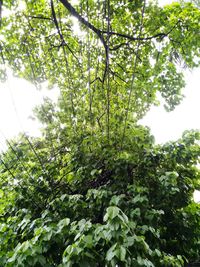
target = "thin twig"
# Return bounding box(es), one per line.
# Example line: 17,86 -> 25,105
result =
120,0 -> 146,150
26,15 -> 53,21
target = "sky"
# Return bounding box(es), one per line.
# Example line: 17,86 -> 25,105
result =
0,0 -> 199,201
0,73 -> 59,150
140,68 -> 200,143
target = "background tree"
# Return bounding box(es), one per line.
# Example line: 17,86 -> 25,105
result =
0,0 -> 200,266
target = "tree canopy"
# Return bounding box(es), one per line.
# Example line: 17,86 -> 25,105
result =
0,0 -> 200,266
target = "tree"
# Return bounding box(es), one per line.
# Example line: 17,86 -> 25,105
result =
0,0 -> 200,266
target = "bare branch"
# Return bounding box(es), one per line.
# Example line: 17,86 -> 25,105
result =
102,31 -> 167,41
27,15 -> 52,21
110,42 -> 130,51
58,0 -> 106,45
50,0 -> 79,61
58,0 -> 109,82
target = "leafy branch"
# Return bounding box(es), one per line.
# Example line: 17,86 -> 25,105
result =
50,0 -> 79,62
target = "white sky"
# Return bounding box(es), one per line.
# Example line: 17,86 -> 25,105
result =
159,0 -> 175,4
0,0 -> 199,202
140,68 -> 200,143
0,74 -> 59,150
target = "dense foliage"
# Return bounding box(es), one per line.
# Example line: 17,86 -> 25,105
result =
0,0 -> 200,266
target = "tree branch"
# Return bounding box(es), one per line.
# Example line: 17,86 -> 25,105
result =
58,0 -> 179,46
27,15 -> 53,21
58,0 -> 109,82
58,0 -> 106,46
102,31 -> 168,41
51,0 -> 79,62
110,42 -> 130,51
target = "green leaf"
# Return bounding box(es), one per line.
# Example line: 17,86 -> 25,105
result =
118,246 -> 126,261
106,243 -> 117,261
104,206 -> 120,221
